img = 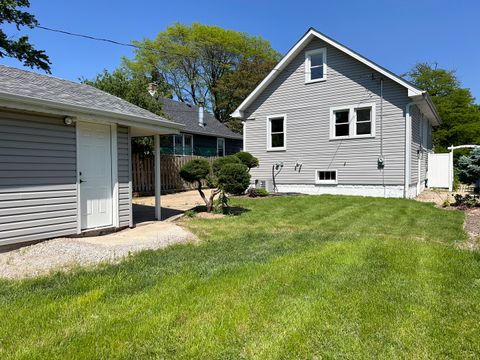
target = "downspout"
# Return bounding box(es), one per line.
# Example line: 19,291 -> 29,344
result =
404,102 -> 414,198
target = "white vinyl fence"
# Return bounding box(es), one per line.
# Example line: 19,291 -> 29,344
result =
427,153 -> 452,189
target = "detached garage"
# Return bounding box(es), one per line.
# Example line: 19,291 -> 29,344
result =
0,65 -> 183,246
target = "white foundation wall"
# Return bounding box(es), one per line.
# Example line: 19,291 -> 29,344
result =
275,184 -> 405,198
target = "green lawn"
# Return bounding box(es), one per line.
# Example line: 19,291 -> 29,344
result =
1,195 -> 479,359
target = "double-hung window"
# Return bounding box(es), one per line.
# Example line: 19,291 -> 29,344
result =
330,103 -> 376,139
267,115 -> 286,151
305,48 -> 327,83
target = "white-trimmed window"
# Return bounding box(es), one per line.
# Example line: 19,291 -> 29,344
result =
267,115 -> 286,151
330,103 -> 376,139
305,48 -> 327,83
315,170 -> 338,184
217,137 -> 225,157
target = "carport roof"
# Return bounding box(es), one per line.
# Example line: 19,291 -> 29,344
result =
0,65 -> 183,131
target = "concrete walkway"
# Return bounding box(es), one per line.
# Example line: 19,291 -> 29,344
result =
133,190 -> 211,225
0,222 -> 197,280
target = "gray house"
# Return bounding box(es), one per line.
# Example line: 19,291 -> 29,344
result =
158,98 -> 243,157
0,65 -> 182,246
232,28 -> 441,198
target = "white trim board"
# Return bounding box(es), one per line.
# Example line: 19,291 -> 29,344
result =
230,28 -> 440,125
276,184 -> 405,198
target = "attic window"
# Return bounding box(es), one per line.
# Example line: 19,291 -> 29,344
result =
305,48 -> 327,83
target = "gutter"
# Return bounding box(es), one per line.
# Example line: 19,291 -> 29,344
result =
0,92 -> 185,132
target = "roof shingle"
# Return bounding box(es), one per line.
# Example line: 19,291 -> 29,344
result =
0,65 -> 178,126
159,98 -> 242,139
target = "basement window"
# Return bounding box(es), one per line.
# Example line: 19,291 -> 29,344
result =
315,170 -> 338,185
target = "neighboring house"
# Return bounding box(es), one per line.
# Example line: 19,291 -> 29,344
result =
0,65 -> 182,246
158,98 -> 243,157
232,28 -> 441,198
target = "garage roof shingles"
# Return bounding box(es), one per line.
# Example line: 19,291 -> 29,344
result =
0,65 -> 177,125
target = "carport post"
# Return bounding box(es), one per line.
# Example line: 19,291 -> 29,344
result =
154,134 -> 161,220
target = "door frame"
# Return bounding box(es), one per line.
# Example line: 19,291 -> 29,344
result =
76,120 -> 119,233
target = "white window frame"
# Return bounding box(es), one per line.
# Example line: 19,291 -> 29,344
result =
266,114 -> 287,151
305,48 -> 327,83
329,103 -> 376,140
315,169 -> 338,185
217,137 -> 225,157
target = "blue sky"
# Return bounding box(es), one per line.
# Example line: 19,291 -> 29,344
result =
2,0 -> 479,100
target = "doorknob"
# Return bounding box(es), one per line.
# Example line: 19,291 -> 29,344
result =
80,179 -> 86,184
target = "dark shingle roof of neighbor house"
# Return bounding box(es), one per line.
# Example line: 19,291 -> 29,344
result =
0,65 -> 179,126
158,98 -> 242,139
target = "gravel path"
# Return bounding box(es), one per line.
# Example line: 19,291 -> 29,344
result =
0,222 -> 197,280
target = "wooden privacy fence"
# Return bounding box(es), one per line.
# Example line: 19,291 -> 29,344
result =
132,153 -> 217,195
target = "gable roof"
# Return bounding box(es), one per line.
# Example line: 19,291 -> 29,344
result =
159,98 -> 242,139
231,28 -> 440,125
0,65 -> 183,131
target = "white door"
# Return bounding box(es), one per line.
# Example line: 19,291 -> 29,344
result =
78,122 -> 113,230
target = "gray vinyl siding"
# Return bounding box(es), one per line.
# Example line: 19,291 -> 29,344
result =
244,37 -> 410,186
117,125 -> 131,227
0,110 -> 78,245
410,105 -> 432,186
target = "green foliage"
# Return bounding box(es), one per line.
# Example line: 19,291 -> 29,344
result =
246,187 -> 270,198
457,148 -> 480,184
126,22 -> 280,125
406,63 -> 480,151
254,188 -> 269,197
234,151 -> 259,171
0,0 -> 50,72
452,193 -> 480,209
179,159 -> 211,183
212,155 -> 241,176
217,163 -> 250,195
83,67 -> 171,155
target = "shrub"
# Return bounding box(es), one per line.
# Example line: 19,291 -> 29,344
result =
179,159 -> 210,183
452,194 -> 479,209
235,152 -> 259,171
217,163 -> 251,195
457,148 -> 480,185
246,187 -> 269,197
212,155 -> 241,176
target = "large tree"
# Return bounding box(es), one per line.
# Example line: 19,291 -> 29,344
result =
82,67 -> 170,116
125,23 -> 280,126
82,67 -> 171,155
0,0 -> 50,72
406,63 -> 480,152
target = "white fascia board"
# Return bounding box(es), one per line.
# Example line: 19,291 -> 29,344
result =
0,92 -> 185,133
231,28 -> 425,119
410,93 -> 442,126
231,30 -> 317,119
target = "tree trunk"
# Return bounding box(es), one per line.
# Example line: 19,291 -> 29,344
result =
196,181 -> 220,212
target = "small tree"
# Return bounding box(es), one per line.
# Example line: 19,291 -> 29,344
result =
180,156 -> 251,212
235,152 -> 259,172
212,155 -> 241,176
217,163 -> 251,195
457,148 -> 480,187
179,159 -> 220,212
